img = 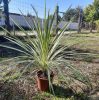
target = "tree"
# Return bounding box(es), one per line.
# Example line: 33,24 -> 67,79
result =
84,4 -> 96,32
95,20 -> 99,32
63,7 -> 84,33
93,0 -> 99,20
63,8 -> 77,22
63,7 -> 83,22
84,0 -> 99,32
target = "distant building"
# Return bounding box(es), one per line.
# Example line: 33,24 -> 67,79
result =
0,12 -> 43,29
58,21 -> 78,30
0,12 -> 78,30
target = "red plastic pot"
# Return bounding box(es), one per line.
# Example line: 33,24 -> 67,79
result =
36,70 -> 54,91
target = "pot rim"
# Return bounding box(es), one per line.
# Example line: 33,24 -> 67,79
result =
37,76 -> 48,80
36,70 -> 54,80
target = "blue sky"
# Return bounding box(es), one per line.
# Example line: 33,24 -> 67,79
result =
9,0 -> 93,18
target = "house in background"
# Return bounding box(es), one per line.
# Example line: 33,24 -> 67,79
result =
0,12 -> 43,30
0,12 -> 78,31
58,21 -> 78,30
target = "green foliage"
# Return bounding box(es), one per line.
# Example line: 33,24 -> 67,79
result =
84,4 -> 96,32
63,8 -> 77,21
95,20 -> 99,32
63,6 -> 83,22
93,0 -> 99,20
84,5 -> 96,22
94,0 -> 99,7
84,0 -> 99,22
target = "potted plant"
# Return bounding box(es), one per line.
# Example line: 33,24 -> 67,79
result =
0,1 -> 91,93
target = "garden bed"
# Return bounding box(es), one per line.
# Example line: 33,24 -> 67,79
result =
0,33 -> 99,100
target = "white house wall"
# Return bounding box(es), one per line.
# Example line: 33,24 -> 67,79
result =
58,21 -> 78,30
0,17 -> 5,26
0,13 -> 78,30
10,14 -> 34,28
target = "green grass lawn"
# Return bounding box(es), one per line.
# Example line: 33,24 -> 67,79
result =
61,33 -> 99,52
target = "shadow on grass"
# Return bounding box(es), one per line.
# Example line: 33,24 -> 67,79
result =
47,84 -> 90,100
63,47 -> 99,63
52,84 -> 74,98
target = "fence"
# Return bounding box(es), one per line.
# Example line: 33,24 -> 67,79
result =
0,0 -> 47,32
0,0 -> 95,36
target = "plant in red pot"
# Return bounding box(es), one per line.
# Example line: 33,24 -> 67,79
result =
36,70 -> 54,91
0,3 -> 65,91
0,0 -> 92,93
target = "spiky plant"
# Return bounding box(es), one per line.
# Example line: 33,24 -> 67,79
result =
0,1 -> 91,93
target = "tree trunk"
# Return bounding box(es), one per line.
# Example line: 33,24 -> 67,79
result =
90,22 -> 93,33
